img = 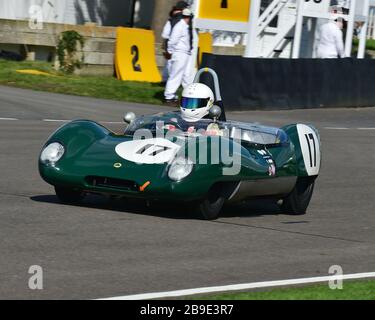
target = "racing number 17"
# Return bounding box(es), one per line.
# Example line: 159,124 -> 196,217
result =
137,144 -> 172,157
305,134 -> 317,168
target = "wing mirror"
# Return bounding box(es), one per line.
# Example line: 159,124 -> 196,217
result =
123,112 -> 136,124
209,105 -> 222,122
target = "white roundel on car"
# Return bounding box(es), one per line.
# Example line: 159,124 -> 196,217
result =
115,138 -> 181,164
297,124 -> 321,176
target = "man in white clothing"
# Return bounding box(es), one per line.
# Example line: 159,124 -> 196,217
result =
316,18 -> 346,58
164,8 -> 194,105
161,1 -> 189,83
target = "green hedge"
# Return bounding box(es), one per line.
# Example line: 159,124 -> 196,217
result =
353,38 -> 375,51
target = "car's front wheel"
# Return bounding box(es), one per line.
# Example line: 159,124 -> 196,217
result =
197,184 -> 225,220
280,177 -> 316,215
55,186 -> 85,204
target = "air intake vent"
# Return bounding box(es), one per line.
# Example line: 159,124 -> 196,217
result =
85,176 -> 138,192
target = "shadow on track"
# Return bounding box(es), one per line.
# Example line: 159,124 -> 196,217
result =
30,194 -> 283,220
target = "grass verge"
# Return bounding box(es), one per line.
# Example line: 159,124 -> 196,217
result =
353,38 -> 375,51
193,280 -> 375,300
0,59 -> 166,105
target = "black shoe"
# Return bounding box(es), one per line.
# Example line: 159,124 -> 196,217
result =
164,99 -> 178,107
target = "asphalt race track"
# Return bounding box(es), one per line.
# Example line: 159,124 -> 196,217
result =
0,85 -> 374,299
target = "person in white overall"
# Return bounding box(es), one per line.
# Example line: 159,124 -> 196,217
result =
164,8 -> 194,104
161,1 -> 189,83
316,18 -> 346,59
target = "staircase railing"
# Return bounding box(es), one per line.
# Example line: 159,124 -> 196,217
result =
257,0 -> 289,36
253,0 -> 297,58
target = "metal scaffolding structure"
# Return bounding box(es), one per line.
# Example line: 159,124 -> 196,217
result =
193,0 -> 371,59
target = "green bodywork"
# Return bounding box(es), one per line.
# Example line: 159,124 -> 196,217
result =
39,112 -> 320,203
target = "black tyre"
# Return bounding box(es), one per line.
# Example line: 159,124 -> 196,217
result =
281,177 -> 316,215
197,184 -> 225,220
55,186 -> 85,204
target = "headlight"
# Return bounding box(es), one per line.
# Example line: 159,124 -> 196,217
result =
40,142 -> 65,165
168,157 -> 194,181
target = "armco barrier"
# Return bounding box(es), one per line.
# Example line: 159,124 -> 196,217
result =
201,53 -> 375,110
116,27 -> 161,83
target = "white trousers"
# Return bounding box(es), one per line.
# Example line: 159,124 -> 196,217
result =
164,51 -> 193,100
162,59 -> 171,82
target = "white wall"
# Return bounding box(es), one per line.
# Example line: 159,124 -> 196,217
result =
0,0 -> 79,23
0,0 -> 32,20
0,0 -> 154,27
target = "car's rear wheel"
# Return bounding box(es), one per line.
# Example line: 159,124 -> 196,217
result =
280,177 -> 316,215
55,186 -> 85,204
197,184 -> 225,220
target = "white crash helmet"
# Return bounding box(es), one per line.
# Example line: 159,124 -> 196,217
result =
180,83 -> 214,122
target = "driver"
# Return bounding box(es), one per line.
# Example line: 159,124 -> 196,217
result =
180,83 -> 222,135
179,83 -> 222,135
164,83 -> 224,135
180,83 -> 214,122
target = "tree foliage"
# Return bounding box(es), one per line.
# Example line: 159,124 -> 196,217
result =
57,30 -> 85,74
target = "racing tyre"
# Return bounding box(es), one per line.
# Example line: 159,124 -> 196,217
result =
55,186 -> 85,204
198,185 -> 225,220
281,177 -> 315,215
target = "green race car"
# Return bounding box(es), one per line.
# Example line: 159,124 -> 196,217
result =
39,69 -> 321,220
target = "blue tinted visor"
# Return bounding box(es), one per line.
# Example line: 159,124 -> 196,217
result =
181,97 -> 210,109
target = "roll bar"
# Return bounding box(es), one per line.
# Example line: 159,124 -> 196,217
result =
193,68 -> 226,122
193,68 -> 222,102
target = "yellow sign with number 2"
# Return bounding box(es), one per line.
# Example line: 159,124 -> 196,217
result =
116,27 -> 161,83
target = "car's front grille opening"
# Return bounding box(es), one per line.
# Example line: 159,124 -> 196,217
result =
85,176 -> 139,192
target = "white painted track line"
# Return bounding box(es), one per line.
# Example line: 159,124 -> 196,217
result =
98,272 -> 375,300
324,127 -> 350,130
323,127 -> 375,131
0,118 -> 374,131
0,117 -> 18,121
42,119 -> 70,122
43,119 -> 124,124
